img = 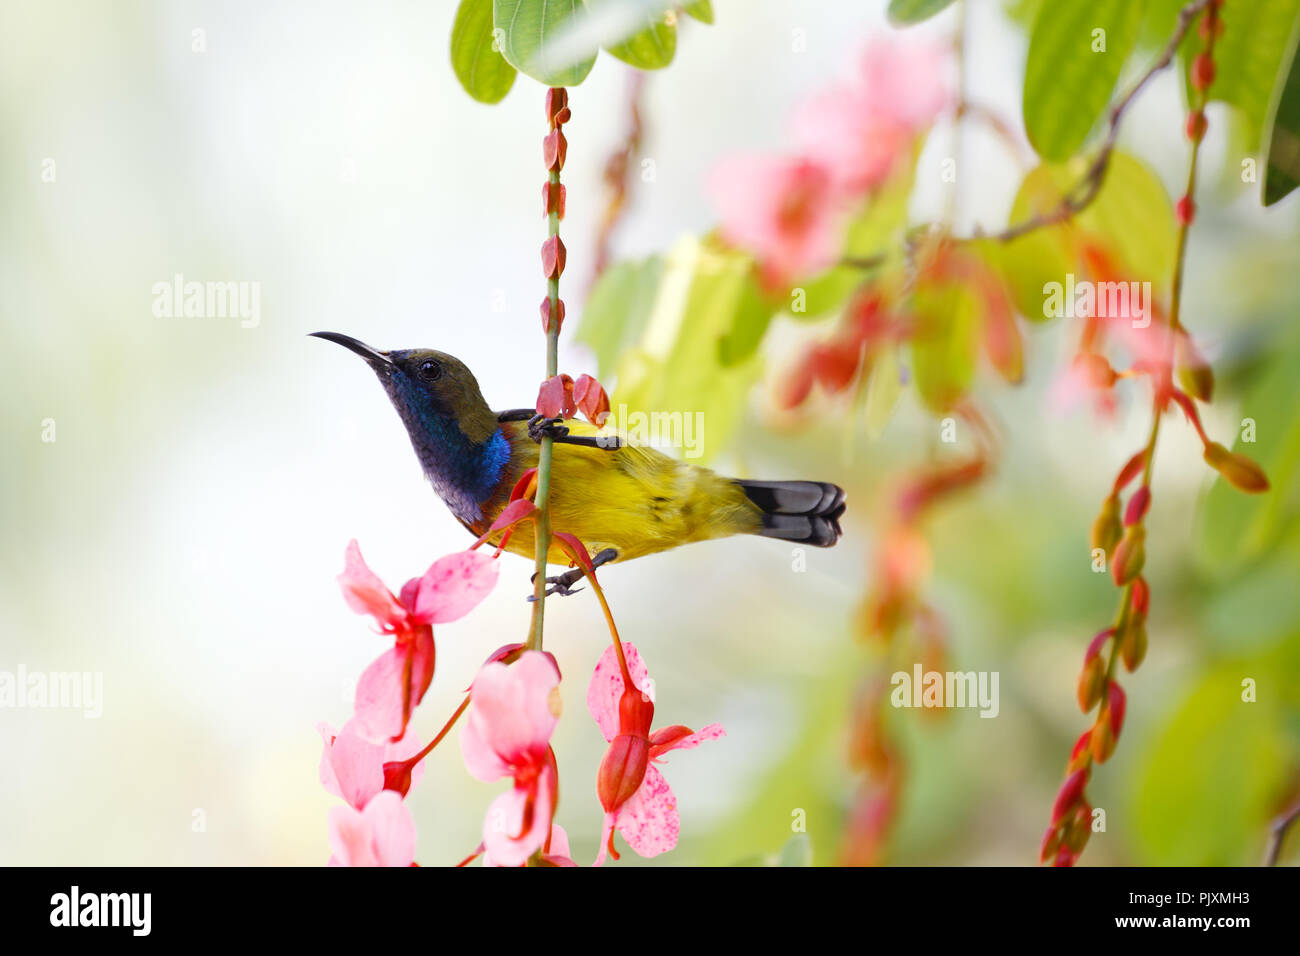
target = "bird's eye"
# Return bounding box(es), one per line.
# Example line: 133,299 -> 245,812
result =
418,360 -> 443,382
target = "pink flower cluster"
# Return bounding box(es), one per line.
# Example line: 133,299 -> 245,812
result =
709,37 -> 951,288
319,541 -> 724,866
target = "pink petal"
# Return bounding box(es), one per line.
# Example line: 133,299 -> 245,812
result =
317,719 -> 383,809
544,823 -> 572,862
353,629 -> 435,743
614,764 -> 680,858
481,768 -> 554,868
338,540 -> 406,627
410,550 -> 500,624
651,722 -> 726,758
586,642 -> 652,743
461,652 -> 561,779
327,790 -> 416,867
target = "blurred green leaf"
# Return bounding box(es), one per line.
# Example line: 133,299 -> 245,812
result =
608,237 -> 764,462
910,281 -> 978,412
682,0 -> 714,23
717,265 -> 774,367
1198,0 -> 1300,156
1196,328 -> 1300,575
1022,0 -> 1145,161
864,344 -> 903,439
451,0 -> 518,103
775,833 -> 813,866
1134,660 -> 1293,864
1264,16 -> 1300,205
493,0 -> 597,86
606,14 -> 677,70
887,0 -> 957,26
578,256 -> 664,379
991,151 -> 1174,321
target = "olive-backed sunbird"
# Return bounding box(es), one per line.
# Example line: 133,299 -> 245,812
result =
311,332 -> 845,580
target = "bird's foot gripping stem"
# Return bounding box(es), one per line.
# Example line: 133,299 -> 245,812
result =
527,414 -> 570,443
528,548 -> 618,600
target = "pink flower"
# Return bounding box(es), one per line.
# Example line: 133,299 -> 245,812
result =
459,651 -> 562,867
317,718 -> 427,810
327,790 -> 416,867
339,540 -> 498,743
793,37 -> 950,194
710,155 -> 839,289
483,823 -> 576,868
587,642 -> 724,865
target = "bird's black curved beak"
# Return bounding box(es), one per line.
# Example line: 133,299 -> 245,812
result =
309,331 -> 394,370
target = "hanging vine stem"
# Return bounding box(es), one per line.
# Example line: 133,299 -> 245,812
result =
527,87 -> 571,651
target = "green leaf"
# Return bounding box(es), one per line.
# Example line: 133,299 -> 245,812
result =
1134,661 -> 1292,865
681,0 -> 713,24
887,0 -> 957,26
863,344 -> 903,438
610,237 -> 763,462
717,265 -> 774,367
1022,0 -> 1146,161
577,256 -> 664,379
910,281 -> 978,412
1200,0 -> 1300,157
991,151 -> 1175,320
451,0 -> 518,104
492,0 -> 597,86
1264,14 -> 1300,205
606,14 -> 677,70
775,833 -> 813,867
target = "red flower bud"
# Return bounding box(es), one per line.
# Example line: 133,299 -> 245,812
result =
1185,110 -> 1207,142
1077,653 -> 1106,713
1111,525 -> 1146,586
536,373 -> 576,419
1191,52 -> 1215,91
544,88 -> 568,127
1091,494 -> 1122,555
1120,618 -> 1147,672
596,687 -> 656,814
1176,195 -> 1196,226
1113,450 -> 1148,494
1090,683 -> 1126,763
543,129 -> 568,171
1051,768 -> 1089,825
1040,825 -> 1062,863
1124,486 -> 1150,526
572,373 -> 611,427
1131,576 -> 1150,617
541,235 -> 567,279
543,181 -> 566,218
540,297 -> 566,333
1203,441 -> 1270,493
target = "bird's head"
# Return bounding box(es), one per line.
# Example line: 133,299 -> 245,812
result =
309,331 -> 498,442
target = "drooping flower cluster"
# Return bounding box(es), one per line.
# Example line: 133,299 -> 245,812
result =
710,36 -> 951,289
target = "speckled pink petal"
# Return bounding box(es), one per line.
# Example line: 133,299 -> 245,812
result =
338,540 -> 406,627
326,791 -> 416,867
650,722 -> 726,759
411,550 -> 499,624
461,652 -> 560,775
586,642 -> 652,742
615,764 -> 679,858
481,769 -> 554,868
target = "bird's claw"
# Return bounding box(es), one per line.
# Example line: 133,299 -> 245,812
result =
528,414 -> 570,443
526,567 -> 586,600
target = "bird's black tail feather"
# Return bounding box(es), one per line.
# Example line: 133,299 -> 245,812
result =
737,479 -> 846,548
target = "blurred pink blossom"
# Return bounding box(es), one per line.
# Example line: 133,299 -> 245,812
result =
460,651 -> 562,867
710,36 -> 951,288
327,790 -> 416,867
587,642 -> 724,865
338,540 -> 498,742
